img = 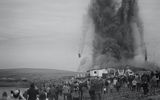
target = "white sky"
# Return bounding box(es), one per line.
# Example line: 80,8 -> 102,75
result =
139,0 -> 160,63
0,0 -> 160,71
0,0 -> 90,71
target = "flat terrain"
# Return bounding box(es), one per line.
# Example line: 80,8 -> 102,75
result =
0,68 -> 76,81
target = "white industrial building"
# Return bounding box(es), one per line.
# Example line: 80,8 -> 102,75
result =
88,67 -> 134,77
118,69 -> 125,76
88,68 -> 113,77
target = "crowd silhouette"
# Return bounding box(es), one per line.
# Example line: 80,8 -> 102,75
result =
1,70 -> 160,100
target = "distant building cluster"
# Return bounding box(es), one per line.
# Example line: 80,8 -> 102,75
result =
75,67 -> 135,78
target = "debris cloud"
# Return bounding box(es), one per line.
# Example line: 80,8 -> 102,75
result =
79,0 -> 147,71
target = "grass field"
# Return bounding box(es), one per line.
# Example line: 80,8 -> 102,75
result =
0,68 -> 76,82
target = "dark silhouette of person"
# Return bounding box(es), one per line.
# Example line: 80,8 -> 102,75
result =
27,83 -> 39,100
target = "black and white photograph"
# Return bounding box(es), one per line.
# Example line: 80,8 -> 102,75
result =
0,0 -> 160,100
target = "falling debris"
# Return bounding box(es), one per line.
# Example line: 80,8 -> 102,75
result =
87,0 -> 147,69
78,53 -> 81,58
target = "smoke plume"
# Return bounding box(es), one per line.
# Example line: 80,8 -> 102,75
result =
86,0 -> 146,69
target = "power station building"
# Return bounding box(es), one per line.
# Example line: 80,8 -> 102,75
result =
87,68 -> 134,77
87,68 -> 116,77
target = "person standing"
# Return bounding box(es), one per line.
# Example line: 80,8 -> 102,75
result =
132,79 -> 137,91
1,92 -> 8,100
27,83 -> 39,100
72,87 -> 80,100
109,82 -> 114,94
94,78 -> 103,100
54,86 -> 59,100
115,79 -> 121,92
48,84 -> 56,100
141,81 -> 149,95
135,74 -> 141,92
150,75 -> 157,95
39,89 -> 47,100
82,85 -> 90,100
62,84 -> 70,100
89,82 -> 95,100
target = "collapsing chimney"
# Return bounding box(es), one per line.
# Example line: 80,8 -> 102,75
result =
81,0 -> 147,70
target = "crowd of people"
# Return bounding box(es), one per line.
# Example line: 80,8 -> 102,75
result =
1,70 -> 160,100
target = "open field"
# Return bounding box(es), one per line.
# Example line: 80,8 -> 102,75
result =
0,68 -> 77,81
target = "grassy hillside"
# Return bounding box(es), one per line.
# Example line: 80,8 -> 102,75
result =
0,68 -> 77,81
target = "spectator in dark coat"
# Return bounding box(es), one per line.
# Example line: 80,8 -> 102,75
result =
1,92 -> 8,100
27,83 -> 39,100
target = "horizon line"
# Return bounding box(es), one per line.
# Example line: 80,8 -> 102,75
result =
0,67 -> 78,72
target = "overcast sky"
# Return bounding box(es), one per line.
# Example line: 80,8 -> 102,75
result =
0,0 -> 160,71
